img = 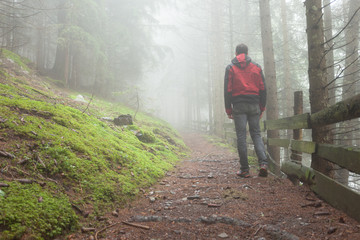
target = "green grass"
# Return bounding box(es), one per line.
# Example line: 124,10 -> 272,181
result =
0,50 -> 188,239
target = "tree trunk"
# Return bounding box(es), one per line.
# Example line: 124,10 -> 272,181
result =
259,0 -> 280,172
324,0 -> 348,184
324,0 -> 336,105
305,0 -> 334,177
240,0 -> 251,45
280,0 -> 292,160
211,0 -> 225,137
51,0 -> 68,80
342,0 -> 360,146
281,0 -> 292,117
229,0 -> 234,59
207,40 -> 214,133
36,25 -> 45,73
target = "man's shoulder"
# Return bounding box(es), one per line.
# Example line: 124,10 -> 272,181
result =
249,61 -> 262,70
225,63 -> 234,70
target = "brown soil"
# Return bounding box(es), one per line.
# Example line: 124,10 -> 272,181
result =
71,132 -> 360,240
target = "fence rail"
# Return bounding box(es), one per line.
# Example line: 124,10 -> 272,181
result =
224,92 -> 360,222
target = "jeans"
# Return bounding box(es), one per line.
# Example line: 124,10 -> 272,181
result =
233,102 -> 267,171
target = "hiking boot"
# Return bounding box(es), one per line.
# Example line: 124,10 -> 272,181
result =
236,170 -> 250,178
259,164 -> 268,177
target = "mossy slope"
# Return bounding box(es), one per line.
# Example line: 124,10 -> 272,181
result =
0,50 -> 188,239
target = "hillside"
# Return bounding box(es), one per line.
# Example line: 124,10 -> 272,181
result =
0,49 -> 188,240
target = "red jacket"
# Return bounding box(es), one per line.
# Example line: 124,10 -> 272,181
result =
224,53 -> 266,115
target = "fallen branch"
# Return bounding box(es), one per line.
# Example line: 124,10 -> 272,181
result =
81,227 -> 96,233
9,166 -> 30,176
314,211 -> 330,216
208,203 -> 222,208
0,150 -> 15,159
95,222 -> 120,240
35,155 -> 46,168
122,221 -> 150,230
301,201 -> 322,208
71,203 -> 83,215
254,225 -> 263,236
16,179 -> 34,184
46,177 -> 58,184
17,158 -> 29,165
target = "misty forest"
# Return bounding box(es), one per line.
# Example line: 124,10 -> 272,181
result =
1,0 -> 360,239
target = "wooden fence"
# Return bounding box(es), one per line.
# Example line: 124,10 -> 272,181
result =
224,92 -> 360,222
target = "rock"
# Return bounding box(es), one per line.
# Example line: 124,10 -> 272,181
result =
74,95 -> 87,102
112,210 -> 119,217
327,227 -> 337,234
149,197 -> 156,203
218,233 -> 229,238
131,215 -> 163,222
101,117 -> 113,121
114,114 -> 133,126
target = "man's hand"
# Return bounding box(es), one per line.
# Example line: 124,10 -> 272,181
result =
259,111 -> 264,119
228,114 -> 233,119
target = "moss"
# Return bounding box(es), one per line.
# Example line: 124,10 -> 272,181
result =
0,48 -> 31,72
136,130 -> 156,143
45,77 -> 65,88
0,49 -> 189,239
0,182 -> 78,240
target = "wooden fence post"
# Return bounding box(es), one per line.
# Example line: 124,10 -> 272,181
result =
291,91 -> 303,162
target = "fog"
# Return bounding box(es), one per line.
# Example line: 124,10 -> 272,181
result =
139,0 -> 313,131
1,0 -> 360,218
141,2 -> 208,128
0,0 -> 357,138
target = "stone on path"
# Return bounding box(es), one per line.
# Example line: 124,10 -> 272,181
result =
218,232 -> 229,238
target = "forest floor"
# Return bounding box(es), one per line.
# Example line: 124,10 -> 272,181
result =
71,131 -> 360,240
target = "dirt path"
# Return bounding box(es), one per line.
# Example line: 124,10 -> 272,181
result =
73,132 -> 360,240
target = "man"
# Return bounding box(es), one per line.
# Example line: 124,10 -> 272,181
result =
224,43 -> 268,178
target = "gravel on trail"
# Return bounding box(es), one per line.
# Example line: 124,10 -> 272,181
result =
71,132 -> 360,240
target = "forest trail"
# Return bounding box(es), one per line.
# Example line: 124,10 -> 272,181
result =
72,132 -> 360,240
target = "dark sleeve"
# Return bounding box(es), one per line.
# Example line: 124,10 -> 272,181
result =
224,65 -> 233,115
259,69 -> 266,111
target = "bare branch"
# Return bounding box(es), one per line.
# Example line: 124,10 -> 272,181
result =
323,6 -> 360,45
